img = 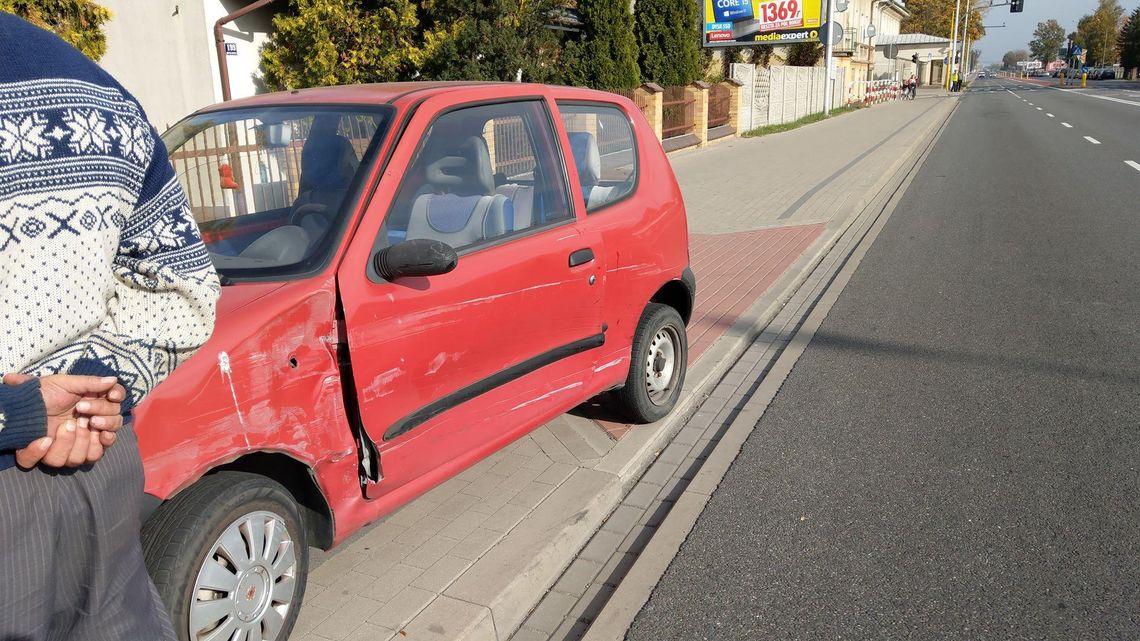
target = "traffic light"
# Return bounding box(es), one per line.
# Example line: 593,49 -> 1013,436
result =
1010,0 -> 1024,13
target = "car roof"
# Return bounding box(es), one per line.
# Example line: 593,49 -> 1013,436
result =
195,82 -> 630,115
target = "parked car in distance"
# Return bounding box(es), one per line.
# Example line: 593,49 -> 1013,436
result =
139,82 -> 695,641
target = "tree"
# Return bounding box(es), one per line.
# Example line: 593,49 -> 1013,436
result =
1077,0 -> 1125,66
749,44 -> 775,68
570,0 -> 640,89
1002,49 -> 1029,70
1029,19 -> 1065,66
0,0 -> 111,60
634,0 -> 703,86
786,42 -> 822,66
1119,9 -> 1140,72
902,0 -> 985,42
417,0 -> 564,82
260,0 -> 425,90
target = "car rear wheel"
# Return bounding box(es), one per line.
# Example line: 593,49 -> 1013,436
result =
141,472 -> 308,641
612,303 -> 688,423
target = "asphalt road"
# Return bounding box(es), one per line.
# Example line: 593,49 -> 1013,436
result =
625,77 -> 1140,640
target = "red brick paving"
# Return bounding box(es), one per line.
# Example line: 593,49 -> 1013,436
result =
597,223 -> 825,440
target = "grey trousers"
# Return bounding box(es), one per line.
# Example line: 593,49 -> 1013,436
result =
0,428 -> 176,641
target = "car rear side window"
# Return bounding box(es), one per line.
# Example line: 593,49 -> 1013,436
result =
557,103 -> 637,213
385,100 -> 573,252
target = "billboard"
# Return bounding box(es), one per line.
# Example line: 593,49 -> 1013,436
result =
703,0 -> 824,47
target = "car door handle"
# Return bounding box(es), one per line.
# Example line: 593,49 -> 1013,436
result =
568,248 -> 595,267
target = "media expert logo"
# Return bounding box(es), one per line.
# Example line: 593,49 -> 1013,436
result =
753,28 -> 818,42
712,0 -> 754,22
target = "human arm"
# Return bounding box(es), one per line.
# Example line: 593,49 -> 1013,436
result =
38,125 -> 220,410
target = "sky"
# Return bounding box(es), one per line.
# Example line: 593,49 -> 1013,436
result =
972,0 -> 1140,64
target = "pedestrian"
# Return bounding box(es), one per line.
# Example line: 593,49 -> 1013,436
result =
951,70 -> 960,92
0,12 -> 219,641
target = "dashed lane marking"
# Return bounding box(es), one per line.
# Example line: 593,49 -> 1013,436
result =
1084,136 -> 1101,144
1062,122 -> 1073,128
1047,113 -> 1055,117
1125,161 -> 1140,173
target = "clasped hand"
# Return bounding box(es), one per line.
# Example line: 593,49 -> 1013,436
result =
4,374 -> 127,469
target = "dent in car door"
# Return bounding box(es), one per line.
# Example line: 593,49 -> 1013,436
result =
335,95 -> 605,499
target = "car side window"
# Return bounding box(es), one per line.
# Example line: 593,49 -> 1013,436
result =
385,100 -> 572,252
558,103 -> 638,213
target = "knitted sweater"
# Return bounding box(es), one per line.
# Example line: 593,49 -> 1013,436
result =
0,14 -> 219,470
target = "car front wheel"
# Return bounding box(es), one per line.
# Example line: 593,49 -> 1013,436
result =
141,472 -> 309,641
612,303 -> 688,423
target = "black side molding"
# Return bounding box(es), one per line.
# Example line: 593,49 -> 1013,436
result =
383,332 -> 607,441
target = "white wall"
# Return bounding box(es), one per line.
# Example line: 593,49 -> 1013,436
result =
98,0 -> 276,132
204,0 -> 275,102
99,0 -> 216,130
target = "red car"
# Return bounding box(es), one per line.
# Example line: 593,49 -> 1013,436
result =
139,82 -> 693,641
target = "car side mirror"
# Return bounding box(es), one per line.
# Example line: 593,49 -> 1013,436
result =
374,238 -> 458,280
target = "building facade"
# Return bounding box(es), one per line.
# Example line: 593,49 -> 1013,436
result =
875,33 -> 951,86
831,0 -> 909,85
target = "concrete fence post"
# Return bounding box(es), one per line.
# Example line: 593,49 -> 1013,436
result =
637,83 -> 664,140
725,78 -> 745,135
687,80 -> 710,146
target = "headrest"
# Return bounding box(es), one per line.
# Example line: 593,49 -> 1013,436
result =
299,134 -> 358,192
568,132 -> 601,188
423,136 -> 495,197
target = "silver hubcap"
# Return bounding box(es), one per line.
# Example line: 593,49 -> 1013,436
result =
645,326 -> 680,405
190,510 -> 298,641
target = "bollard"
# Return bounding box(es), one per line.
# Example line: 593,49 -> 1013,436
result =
1059,73 -> 1064,87
1081,73 -> 1087,88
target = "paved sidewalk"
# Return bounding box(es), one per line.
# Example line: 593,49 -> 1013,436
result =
291,94 -> 959,641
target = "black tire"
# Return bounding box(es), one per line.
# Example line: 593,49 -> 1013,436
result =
141,472 -> 309,641
611,303 -> 688,423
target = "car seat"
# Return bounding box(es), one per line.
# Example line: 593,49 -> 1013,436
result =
288,126 -> 359,246
405,136 -> 512,248
568,132 -> 613,210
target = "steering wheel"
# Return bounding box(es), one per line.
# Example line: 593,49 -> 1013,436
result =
288,202 -> 329,230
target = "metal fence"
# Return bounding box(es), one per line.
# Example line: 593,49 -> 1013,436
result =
661,85 -> 695,139
707,83 -> 732,129
168,115 -> 379,223
491,116 -> 536,178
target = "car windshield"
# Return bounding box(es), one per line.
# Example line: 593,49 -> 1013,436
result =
162,105 -> 392,281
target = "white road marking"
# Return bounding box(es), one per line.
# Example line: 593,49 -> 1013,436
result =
1126,160 -> 1140,172
1062,122 -> 1073,128
1084,136 -> 1101,144
1036,107 -> 1043,111
1057,87 -> 1140,107
1028,102 -> 1034,105
1047,113 -> 1055,117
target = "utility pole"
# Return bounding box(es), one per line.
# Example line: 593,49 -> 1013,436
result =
948,0 -> 963,89
824,0 -> 835,115
962,3 -> 973,79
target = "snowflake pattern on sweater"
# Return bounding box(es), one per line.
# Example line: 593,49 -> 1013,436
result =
0,14 -> 219,467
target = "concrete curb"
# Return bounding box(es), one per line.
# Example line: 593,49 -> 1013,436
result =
580,97 -> 962,641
